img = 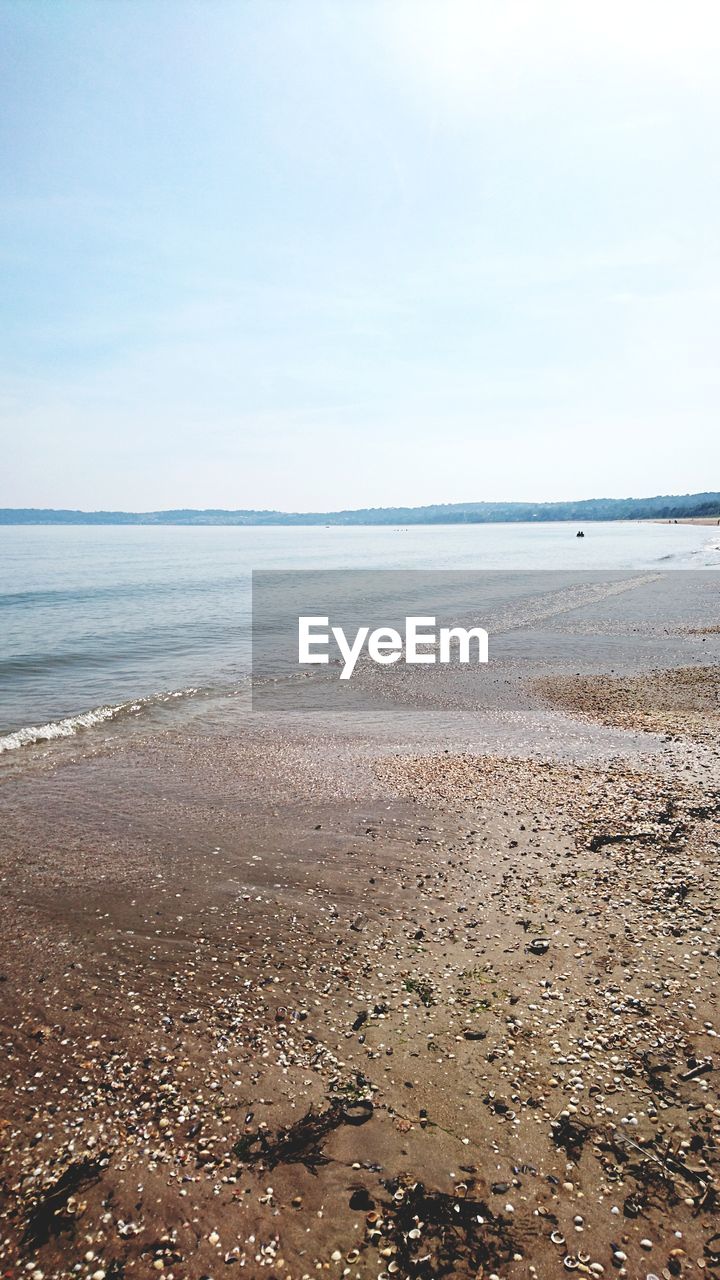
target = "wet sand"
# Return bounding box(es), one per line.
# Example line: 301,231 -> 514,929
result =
535,664 -> 720,743
1,669 -> 719,1280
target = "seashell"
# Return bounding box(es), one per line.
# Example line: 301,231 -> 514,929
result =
407,1227 -> 421,1240
393,1189 -> 405,1202
551,1231 -> 566,1246
366,1211 -> 380,1225
578,1253 -> 590,1264
342,1098 -> 374,1126
705,1236 -> 720,1265
345,1249 -> 360,1263
564,1258 -> 579,1271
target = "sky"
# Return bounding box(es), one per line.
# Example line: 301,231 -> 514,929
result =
1,0 -> 720,512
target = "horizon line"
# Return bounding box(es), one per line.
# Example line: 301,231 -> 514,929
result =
1,489 -> 719,513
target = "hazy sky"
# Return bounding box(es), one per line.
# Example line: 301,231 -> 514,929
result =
2,1 -> 720,510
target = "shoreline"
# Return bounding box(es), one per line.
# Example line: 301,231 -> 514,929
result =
653,517 -> 720,526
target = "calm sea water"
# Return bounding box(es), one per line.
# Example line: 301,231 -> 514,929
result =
1,521 -> 718,747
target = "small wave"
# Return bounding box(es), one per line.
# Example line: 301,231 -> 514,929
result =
0,687 -> 200,753
684,535 -> 720,568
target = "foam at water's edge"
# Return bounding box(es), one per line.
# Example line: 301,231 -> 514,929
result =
0,688 -> 200,753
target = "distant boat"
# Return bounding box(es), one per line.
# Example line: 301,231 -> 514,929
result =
576,530 -> 585,537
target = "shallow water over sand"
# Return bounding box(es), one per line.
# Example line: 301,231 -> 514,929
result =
1,522 -> 718,749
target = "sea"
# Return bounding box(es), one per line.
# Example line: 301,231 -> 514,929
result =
1,521 -> 719,752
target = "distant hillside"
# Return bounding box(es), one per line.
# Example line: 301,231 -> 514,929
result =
1,493 -> 719,525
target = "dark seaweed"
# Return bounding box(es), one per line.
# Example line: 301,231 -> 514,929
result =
23,1153 -> 108,1248
233,1102 -> 346,1172
371,1177 -> 515,1278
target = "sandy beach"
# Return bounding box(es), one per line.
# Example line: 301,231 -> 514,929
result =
1,646 -> 719,1280
3,2 -> 720,1274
